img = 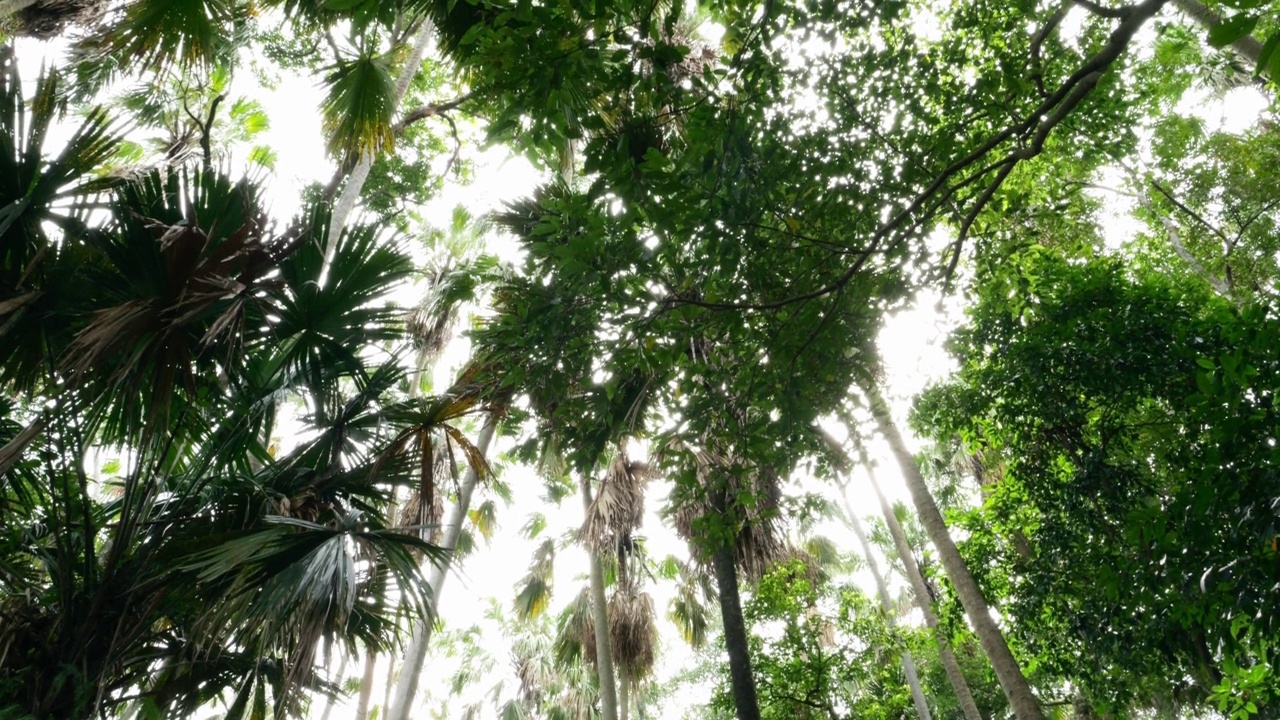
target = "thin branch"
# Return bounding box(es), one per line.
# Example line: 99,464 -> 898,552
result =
1030,4 -> 1069,97
394,92 -> 474,133
1230,197 -> 1280,250
1094,169 -> 1237,300
200,92 -> 227,168
1069,0 -> 1134,19
664,0 -> 1166,314
1149,178 -> 1232,245
440,113 -> 463,179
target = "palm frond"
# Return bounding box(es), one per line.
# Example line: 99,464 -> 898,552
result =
96,0 -> 237,70
321,50 -> 396,162
553,587 -> 596,668
581,446 -> 649,553
513,537 -> 556,620
608,589 -> 656,682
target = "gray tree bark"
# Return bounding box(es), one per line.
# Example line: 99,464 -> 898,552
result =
865,462 -> 985,720
1171,0 -> 1265,69
385,419 -> 497,720
821,425 -> 983,720
619,673 -> 631,720
582,476 -> 621,720
709,480 -> 763,720
865,386 -> 1045,720
317,650 -> 348,720
841,488 -> 934,720
353,647 -> 377,720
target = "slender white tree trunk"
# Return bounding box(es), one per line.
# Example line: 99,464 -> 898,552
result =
825,422 -> 985,720
321,21 -> 438,279
619,673 -> 630,720
353,647 -> 378,720
385,419 -> 497,720
379,652 -> 395,720
317,651 -> 348,720
865,386 -> 1045,720
840,487 -> 934,720
582,476 -> 621,720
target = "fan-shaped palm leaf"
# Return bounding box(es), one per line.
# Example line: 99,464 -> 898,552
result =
96,0 -> 237,70
0,49 -> 118,395
554,587 -> 597,668
663,556 -> 716,649
272,206 -> 413,391
322,49 -> 397,162
513,537 -> 557,620
177,512 -> 442,709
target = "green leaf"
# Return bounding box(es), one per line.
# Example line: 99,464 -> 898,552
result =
1263,30 -> 1280,79
1207,14 -> 1258,49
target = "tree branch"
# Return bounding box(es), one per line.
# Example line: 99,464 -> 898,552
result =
1069,0 -> 1133,19
1149,178 -> 1232,245
394,92 -> 474,134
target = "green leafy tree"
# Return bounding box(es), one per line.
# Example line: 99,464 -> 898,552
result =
915,248 -> 1280,717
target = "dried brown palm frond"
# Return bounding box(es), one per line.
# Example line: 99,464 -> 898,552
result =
397,486 -> 445,541
580,445 -> 650,553
776,544 -> 824,590
397,438 -> 453,538
512,650 -> 544,706
608,589 -> 656,682
12,0 -> 108,39
675,447 -> 785,582
731,515 -> 784,583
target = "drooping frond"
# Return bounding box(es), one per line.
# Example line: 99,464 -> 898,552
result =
581,445 -> 650,554
321,50 -> 397,162
513,537 -> 556,620
608,588 -> 656,682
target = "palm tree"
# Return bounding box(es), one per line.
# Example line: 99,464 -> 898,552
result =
579,470 -> 623,720
385,410 -> 498,720
0,55 -> 454,719
862,384 -> 1046,720
586,448 -> 657,720
668,441 -> 786,720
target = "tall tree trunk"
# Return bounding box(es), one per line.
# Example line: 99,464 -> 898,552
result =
823,423 -> 985,720
840,488 -> 934,720
380,652 -> 395,720
619,673 -> 630,720
865,386 -> 1045,720
1170,0 -> 1265,69
582,476 -> 621,720
709,481 -> 763,720
317,650 -> 348,720
386,419 -> 497,720
353,647 -> 378,720
867,463 -> 985,720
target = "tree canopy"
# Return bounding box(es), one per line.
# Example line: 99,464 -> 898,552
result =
1,0 -> 1278,718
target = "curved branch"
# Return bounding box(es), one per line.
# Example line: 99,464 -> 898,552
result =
393,92 -> 474,133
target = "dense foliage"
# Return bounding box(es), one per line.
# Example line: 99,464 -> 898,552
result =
1,0 -> 1279,718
